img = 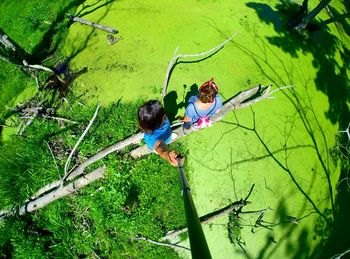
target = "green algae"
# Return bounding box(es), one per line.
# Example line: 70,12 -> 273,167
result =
61,0 -> 349,258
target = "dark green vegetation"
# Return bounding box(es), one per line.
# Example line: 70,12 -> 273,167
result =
0,101 -> 186,257
0,0 -> 84,130
0,1 -> 188,257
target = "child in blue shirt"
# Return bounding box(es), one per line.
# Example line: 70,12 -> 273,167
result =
138,100 -> 179,166
183,79 -> 222,130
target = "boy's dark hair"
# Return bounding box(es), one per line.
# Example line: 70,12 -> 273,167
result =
138,100 -> 165,133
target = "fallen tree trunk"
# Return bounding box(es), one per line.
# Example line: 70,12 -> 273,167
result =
131,84 -> 283,158
32,84 -> 281,198
32,133 -> 144,198
0,166 -> 105,221
68,14 -> 118,34
0,84 -> 288,219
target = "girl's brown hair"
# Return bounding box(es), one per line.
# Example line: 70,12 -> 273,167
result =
198,84 -> 217,103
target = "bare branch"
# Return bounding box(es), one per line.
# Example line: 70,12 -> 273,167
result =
68,14 -> 118,34
62,102 -> 101,185
0,34 -> 16,51
131,235 -> 191,251
162,46 -> 179,97
161,185 -> 255,241
339,122 -> 350,141
239,207 -> 272,215
22,60 -> 66,84
43,115 -> 78,124
161,32 -> 239,97
330,248 -> 350,259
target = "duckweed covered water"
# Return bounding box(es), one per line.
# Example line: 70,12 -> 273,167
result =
61,0 -> 349,257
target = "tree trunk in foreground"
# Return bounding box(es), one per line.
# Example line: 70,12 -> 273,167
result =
0,167 -> 105,220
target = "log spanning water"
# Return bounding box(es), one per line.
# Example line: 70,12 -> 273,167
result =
68,15 -> 118,34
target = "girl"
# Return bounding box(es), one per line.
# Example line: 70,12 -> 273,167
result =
183,79 -> 222,130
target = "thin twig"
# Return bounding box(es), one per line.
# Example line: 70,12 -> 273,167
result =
330,248 -> 350,259
131,235 -> 190,251
239,207 -> 272,215
43,115 -> 78,124
62,102 -> 101,186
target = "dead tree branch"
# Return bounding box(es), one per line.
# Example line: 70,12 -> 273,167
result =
0,34 -> 16,51
68,14 -> 118,34
62,102 -> 101,186
131,234 -> 191,251
161,185 -> 255,241
339,122 -> 350,141
331,248 -> 350,259
30,132 -> 144,199
161,32 -> 240,97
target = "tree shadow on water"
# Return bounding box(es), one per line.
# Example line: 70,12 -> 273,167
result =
65,1 -> 115,61
246,2 -> 350,129
244,2 -> 350,257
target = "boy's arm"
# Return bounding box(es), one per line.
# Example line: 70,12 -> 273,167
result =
154,140 -> 178,166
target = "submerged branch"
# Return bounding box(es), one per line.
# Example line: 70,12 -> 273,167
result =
161,185 -> 255,241
68,14 -> 118,34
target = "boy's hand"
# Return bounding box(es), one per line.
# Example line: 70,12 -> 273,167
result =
167,151 -> 178,166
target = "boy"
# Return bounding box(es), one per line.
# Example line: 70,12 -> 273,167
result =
138,100 -> 179,166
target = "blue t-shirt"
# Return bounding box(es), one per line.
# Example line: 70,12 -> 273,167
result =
185,95 -> 222,123
144,117 -> 172,150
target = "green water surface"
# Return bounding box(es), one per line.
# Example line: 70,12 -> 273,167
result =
60,0 -> 348,258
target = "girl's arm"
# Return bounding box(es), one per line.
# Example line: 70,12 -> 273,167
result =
215,96 -> 223,113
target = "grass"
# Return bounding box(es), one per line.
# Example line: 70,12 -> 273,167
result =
0,0 -> 85,139
0,100 -> 187,257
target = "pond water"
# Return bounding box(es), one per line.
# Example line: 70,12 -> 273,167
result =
61,0 -> 348,258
